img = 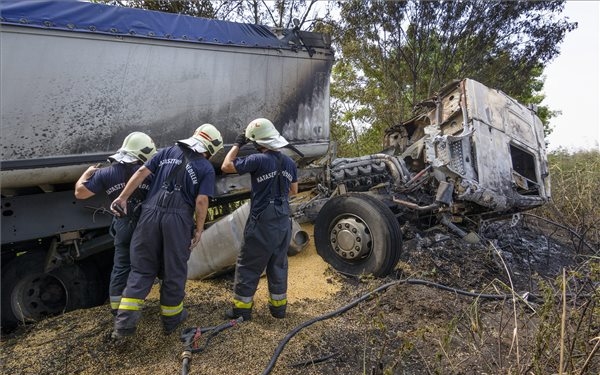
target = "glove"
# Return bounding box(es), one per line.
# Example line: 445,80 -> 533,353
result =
234,133 -> 248,147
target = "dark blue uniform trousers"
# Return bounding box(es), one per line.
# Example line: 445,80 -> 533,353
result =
234,202 -> 292,303
108,215 -> 136,312
114,190 -> 194,331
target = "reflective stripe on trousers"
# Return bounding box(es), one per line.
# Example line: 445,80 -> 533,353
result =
233,294 -> 254,309
110,296 -> 122,310
118,297 -> 144,311
161,302 -> 184,317
269,292 -> 287,307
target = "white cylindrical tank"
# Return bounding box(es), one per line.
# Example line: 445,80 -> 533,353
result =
187,202 -> 310,280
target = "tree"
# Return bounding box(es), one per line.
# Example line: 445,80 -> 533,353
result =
97,0 -> 217,18
214,0 -> 328,30
329,0 -> 577,155
96,0 -> 331,30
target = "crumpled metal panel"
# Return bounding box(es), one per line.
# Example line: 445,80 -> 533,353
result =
465,79 -> 550,205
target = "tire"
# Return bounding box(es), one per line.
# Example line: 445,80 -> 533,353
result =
1,251 -> 104,331
314,193 -> 402,277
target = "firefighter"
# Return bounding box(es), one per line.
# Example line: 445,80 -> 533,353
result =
221,118 -> 298,321
74,132 -> 156,316
110,124 -> 223,338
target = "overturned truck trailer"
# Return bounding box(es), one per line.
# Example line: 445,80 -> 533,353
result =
304,78 -> 551,277
0,0 -> 333,330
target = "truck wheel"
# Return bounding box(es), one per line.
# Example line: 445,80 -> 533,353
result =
1,251 -> 102,331
314,193 -> 402,277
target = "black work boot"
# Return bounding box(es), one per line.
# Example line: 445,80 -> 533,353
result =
110,327 -> 136,340
268,304 -> 287,319
163,308 -> 188,335
224,307 -> 252,322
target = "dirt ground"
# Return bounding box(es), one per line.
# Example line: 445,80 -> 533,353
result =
1,220 -> 598,375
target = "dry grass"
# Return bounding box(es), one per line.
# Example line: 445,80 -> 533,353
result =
537,150 -> 600,250
1,220 -> 598,375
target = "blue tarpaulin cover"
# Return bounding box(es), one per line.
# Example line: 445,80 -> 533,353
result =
0,0 -> 289,49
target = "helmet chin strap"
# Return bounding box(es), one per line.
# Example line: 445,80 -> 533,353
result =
252,141 -> 263,151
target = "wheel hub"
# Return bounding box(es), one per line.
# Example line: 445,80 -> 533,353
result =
11,273 -> 67,322
329,217 -> 372,260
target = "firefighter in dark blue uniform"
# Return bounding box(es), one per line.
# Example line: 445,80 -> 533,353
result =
75,132 -> 156,316
110,124 -> 223,338
221,118 -> 298,321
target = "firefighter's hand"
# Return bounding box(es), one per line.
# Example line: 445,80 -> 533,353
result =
111,197 -> 127,217
234,133 -> 248,147
190,228 -> 203,250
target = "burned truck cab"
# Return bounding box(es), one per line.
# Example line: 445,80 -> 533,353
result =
313,78 -> 551,277
387,78 -> 551,217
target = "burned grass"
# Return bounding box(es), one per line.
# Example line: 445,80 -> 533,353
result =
1,221 -> 598,375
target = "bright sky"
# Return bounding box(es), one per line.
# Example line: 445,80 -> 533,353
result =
543,1 -> 600,152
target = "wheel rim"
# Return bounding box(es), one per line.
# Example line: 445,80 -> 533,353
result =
328,215 -> 373,261
10,273 -> 68,322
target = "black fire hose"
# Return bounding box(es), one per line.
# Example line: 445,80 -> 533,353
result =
260,278 -> 550,375
181,316 -> 243,375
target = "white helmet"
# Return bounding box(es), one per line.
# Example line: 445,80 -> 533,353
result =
178,123 -> 224,155
245,118 -> 288,150
109,132 -> 157,163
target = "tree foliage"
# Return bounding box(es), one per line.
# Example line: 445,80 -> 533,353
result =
97,0 -> 217,17
211,0 -> 331,30
97,0 -> 331,30
329,0 -> 577,156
